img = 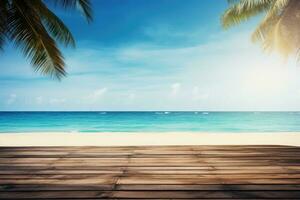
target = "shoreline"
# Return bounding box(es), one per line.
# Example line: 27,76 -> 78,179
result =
0,132 -> 300,146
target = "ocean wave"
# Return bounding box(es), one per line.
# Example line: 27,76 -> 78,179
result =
155,112 -> 171,115
70,130 -> 79,133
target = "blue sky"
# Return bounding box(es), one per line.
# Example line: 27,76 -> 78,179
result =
1,0 -> 300,111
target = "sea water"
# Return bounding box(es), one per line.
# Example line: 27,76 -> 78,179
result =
0,111 -> 300,133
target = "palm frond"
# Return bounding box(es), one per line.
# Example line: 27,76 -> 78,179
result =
53,0 -> 93,23
222,0 -> 300,61
77,0 -> 93,23
251,8 -> 280,44
0,0 -> 9,51
273,0 -> 300,57
34,0 -> 75,47
222,0 -> 274,28
272,0 -> 289,11
251,0 -> 289,51
254,17 -> 280,53
8,0 -> 66,79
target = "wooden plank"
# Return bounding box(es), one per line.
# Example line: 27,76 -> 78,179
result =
2,157 -> 299,166
110,191 -> 300,199
1,145 -> 298,151
0,145 -> 299,199
0,177 -> 118,185
1,165 -> 300,172
5,151 -> 300,158
1,191 -> 300,199
2,184 -> 299,191
1,169 -> 300,175
0,169 -> 124,175
2,173 -> 300,180
117,177 -> 300,184
0,184 -> 115,191
2,165 -> 300,172
116,184 -> 300,191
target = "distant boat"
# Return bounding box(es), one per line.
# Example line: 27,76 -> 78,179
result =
164,112 -> 170,114
202,112 -> 209,115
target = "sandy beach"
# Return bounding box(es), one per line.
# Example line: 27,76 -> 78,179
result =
0,132 -> 299,146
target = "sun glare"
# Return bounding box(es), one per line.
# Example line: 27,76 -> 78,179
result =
243,56 -> 288,95
248,68 -> 284,90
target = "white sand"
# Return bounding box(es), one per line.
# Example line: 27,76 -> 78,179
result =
0,132 -> 299,146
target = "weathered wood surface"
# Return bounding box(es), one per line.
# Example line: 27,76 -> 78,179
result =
0,145 -> 300,199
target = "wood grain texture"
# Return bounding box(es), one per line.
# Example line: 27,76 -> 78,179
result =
0,145 -> 299,199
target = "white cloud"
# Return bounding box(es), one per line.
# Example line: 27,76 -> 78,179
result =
36,96 -> 43,104
7,94 -> 17,105
3,28 -> 300,111
88,88 -> 108,102
128,93 -> 136,100
93,88 -> 107,98
171,83 -> 181,96
49,98 -> 66,104
192,86 -> 209,101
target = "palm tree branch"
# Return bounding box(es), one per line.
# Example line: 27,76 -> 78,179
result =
77,0 -> 93,23
222,0 -> 275,28
251,0 -> 290,52
52,0 -> 93,22
251,10 -> 280,44
34,0 -> 75,47
0,0 -> 9,51
8,0 -> 66,79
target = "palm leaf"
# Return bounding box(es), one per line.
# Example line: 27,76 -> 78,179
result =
251,8 -> 280,46
34,0 -> 75,47
273,0 -> 300,57
222,0 -> 274,28
251,0 -> 289,52
7,0 -> 66,79
52,0 -> 93,23
0,0 -> 9,51
77,0 -> 93,23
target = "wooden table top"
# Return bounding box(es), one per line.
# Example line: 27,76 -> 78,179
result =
0,145 -> 300,199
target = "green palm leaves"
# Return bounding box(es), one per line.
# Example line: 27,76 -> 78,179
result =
0,0 -> 92,79
222,0 -> 300,60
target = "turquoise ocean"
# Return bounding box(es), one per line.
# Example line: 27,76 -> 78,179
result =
0,112 -> 300,133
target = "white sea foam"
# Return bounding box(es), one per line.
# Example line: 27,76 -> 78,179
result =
155,112 -> 170,115
70,130 -> 79,133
